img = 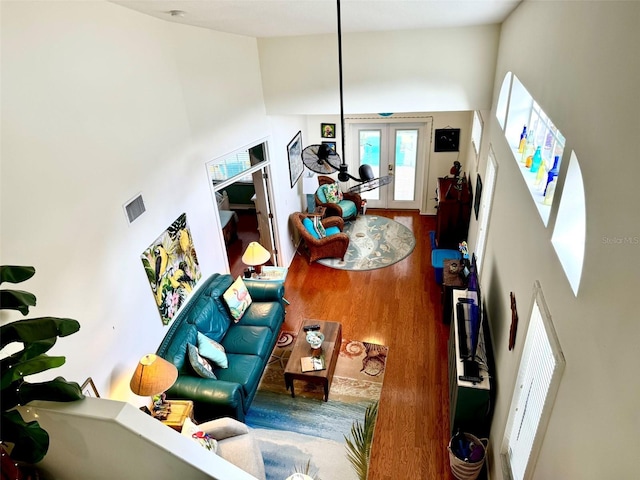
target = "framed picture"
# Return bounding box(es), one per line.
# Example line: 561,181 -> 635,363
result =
287,130 -> 304,188
321,123 -> 336,138
434,128 -> 460,152
322,141 -> 336,153
81,377 -> 100,398
474,174 -> 483,220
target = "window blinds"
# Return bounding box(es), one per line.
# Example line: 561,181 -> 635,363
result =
502,282 -> 565,480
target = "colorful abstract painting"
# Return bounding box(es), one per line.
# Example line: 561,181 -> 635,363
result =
141,213 -> 202,325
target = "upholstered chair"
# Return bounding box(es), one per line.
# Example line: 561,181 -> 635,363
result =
314,175 -> 362,220
292,212 -> 350,263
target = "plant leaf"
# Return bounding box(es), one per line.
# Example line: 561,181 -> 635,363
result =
1,409 -> 49,464
0,289 -> 37,315
0,317 -> 80,350
1,355 -> 66,390
0,265 -> 36,285
19,376 -> 85,404
345,401 -> 379,480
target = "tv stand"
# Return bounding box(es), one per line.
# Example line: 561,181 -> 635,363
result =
448,290 -> 493,437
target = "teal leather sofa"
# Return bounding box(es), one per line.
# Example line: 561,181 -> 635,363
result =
156,273 -> 285,422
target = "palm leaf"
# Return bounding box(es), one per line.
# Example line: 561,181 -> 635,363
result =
345,400 -> 379,480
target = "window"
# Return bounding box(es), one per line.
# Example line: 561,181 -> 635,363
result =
551,151 -> 586,295
471,111 -> 483,163
496,73 -> 565,226
501,281 -> 565,480
208,143 -> 268,184
475,147 -> 498,274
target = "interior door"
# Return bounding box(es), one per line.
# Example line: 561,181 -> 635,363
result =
350,123 -> 427,209
252,168 -> 277,266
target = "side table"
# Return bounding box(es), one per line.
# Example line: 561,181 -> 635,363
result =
307,206 -> 326,218
159,399 -> 194,431
442,259 -> 466,324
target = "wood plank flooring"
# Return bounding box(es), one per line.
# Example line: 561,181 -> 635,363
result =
281,209 -> 455,480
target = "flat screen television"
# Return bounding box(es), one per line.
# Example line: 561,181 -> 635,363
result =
462,254 -> 483,379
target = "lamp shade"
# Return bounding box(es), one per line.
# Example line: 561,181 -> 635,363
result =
302,175 -> 318,195
242,241 -> 271,267
130,354 -> 178,397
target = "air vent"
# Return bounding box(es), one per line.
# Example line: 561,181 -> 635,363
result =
124,194 -> 146,224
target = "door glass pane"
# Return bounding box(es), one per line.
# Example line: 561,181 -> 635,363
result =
394,130 -> 418,201
359,130 -> 381,201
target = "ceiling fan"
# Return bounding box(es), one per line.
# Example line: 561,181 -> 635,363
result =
302,0 -> 391,193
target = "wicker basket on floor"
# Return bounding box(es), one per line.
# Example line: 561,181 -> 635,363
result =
448,432 -> 488,480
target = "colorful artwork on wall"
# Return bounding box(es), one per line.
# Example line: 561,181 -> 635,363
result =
141,213 -> 202,325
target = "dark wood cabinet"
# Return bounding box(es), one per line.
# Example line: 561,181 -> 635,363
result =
436,177 -> 472,249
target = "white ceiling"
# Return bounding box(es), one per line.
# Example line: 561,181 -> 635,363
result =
110,0 -> 522,38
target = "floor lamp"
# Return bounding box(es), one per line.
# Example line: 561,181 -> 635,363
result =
302,174 -> 317,213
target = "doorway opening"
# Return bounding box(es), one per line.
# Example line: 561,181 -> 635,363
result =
207,141 -> 278,278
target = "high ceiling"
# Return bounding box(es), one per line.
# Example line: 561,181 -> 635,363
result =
110,0 -> 522,38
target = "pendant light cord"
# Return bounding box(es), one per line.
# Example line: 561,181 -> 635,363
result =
337,0 -> 346,166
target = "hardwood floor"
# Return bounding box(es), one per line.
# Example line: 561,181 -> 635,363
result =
282,209 -> 456,480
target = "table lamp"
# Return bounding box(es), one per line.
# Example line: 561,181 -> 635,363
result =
130,354 -> 178,419
242,241 -> 271,276
302,174 -> 318,213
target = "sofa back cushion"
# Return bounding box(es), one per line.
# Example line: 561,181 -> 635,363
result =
187,275 -> 234,342
163,324 -> 198,372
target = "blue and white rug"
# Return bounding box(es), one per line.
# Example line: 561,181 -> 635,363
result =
246,339 -> 388,480
317,215 -> 416,271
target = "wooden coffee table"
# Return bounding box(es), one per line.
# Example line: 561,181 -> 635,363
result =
284,320 -> 342,401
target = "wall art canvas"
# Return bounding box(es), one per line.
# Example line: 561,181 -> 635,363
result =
141,213 -> 202,325
287,130 -> 304,188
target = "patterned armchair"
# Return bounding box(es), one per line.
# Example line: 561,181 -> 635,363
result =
292,212 -> 350,263
315,176 -> 362,221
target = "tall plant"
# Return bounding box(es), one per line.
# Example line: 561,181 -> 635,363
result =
0,265 -> 84,464
345,400 -> 379,480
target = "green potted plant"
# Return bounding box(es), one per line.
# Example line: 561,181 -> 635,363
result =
1,265 -> 84,466
345,400 -> 379,480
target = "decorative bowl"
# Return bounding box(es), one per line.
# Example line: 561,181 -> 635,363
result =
305,331 -> 325,350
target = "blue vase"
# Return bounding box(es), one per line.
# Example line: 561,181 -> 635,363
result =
544,155 -> 560,195
530,147 -> 542,173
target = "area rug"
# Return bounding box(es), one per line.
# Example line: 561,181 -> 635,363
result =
245,336 -> 389,480
317,215 -> 415,271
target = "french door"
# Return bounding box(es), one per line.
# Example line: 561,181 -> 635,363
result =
349,123 -> 428,209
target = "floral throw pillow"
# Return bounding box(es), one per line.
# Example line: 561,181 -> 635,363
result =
223,276 -> 253,322
324,182 -> 341,203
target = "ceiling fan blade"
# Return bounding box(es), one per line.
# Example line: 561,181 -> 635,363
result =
347,175 -> 393,193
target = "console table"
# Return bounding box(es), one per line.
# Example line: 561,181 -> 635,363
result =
435,177 -> 471,249
448,290 -> 493,437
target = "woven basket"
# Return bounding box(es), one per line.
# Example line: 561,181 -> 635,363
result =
448,433 -> 488,480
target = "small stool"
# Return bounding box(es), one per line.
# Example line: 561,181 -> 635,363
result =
431,249 -> 461,285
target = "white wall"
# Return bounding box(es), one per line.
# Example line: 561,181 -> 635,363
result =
258,25 -> 500,115
18,398 -> 257,480
0,1 -> 270,402
479,2 -> 640,479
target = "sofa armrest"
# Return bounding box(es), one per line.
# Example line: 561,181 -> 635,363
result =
244,280 -> 284,302
198,417 -> 249,440
167,376 -> 243,412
